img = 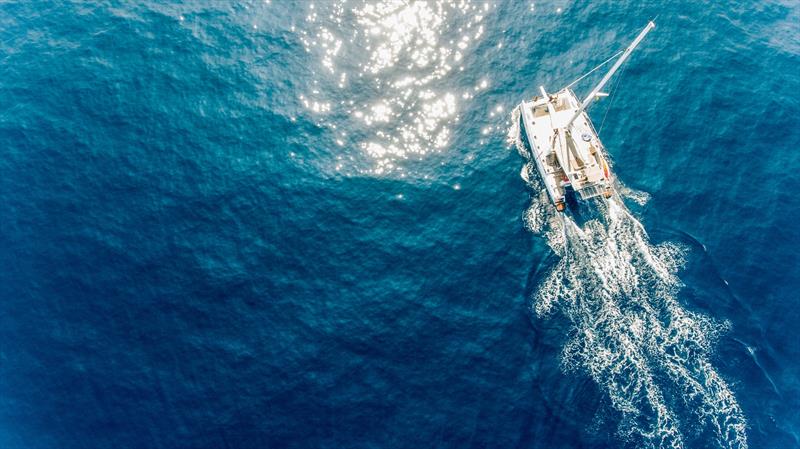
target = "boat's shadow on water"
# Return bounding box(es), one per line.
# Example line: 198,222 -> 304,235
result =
563,192 -> 610,228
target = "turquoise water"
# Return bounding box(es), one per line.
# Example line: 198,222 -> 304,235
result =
1,1 -> 799,448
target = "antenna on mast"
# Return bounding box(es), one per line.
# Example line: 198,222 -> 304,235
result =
565,21 -> 655,129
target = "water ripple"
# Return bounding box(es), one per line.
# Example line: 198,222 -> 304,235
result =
299,0 -> 491,175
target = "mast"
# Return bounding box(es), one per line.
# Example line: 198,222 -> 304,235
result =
565,21 -> 655,129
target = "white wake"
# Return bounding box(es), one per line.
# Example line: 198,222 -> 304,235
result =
510,107 -> 748,449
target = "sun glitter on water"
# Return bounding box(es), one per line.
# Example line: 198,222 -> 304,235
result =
299,1 -> 491,175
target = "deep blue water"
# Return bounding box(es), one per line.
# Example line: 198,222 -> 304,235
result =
1,1 -> 799,448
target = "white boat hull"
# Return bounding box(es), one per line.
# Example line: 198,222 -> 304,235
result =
519,88 -> 612,211
516,21 -> 655,212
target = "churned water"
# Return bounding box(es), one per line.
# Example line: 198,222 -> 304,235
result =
1,1 -> 799,449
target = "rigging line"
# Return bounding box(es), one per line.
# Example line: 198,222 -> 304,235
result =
564,49 -> 624,90
598,57 -> 629,135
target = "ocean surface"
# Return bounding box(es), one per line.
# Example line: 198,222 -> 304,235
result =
1,1 -> 799,448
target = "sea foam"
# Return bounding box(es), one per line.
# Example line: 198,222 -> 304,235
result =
510,107 -> 748,449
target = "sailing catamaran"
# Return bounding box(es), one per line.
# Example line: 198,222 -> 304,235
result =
518,21 -> 655,212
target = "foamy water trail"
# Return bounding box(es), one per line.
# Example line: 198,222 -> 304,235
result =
510,107 -> 748,448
